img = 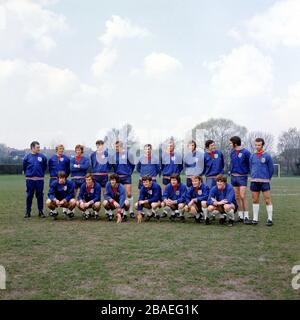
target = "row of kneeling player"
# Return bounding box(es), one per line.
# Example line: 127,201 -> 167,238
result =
46,172 -> 248,227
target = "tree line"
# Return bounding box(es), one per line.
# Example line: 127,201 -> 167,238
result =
0,119 -> 299,176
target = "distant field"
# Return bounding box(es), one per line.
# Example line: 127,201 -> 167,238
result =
0,174 -> 300,299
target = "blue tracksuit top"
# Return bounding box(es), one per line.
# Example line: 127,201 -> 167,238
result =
23,153 -> 47,177
184,150 -> 205,176
78,182 -> 101,203
90,150 -> 111,174
207,184 -> 237,207
104,182 -> 126,207
48,154 -> 70,177
111,151 -> 135,176
185,183 -> 210,203
70,155 -> 90,178
136,154 -> 160,178
162,183 -> 187,204
161,152 -> 183,176
203,149 -> 224,177
138,181 -> 162,203
230,148 -> 251,175
48,179 -> 75,201
249,152 -> 274,181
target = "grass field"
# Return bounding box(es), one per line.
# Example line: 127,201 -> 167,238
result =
0,174 -> 300,300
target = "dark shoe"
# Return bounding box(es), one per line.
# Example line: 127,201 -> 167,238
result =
169,215 -> 176,222
161,211 -> 168,218
155,214 -> 160,221
130,212 -> 135,219
39,211 -> 46,218
243,217 -> 250,224
266,219 -> 273,227
24,212 -> 31,218
95,214 -> 100,220
252,220 -> 258,225
68,212 -> 74,219
205,217 -> 210,225
219,217 -> 226,225
244,218 -> 253,225
180,216 -> 185,223
237,217 -> 244,223
108,215 -> 113,221
122,215 -> 128,222
228,219 -> 234,227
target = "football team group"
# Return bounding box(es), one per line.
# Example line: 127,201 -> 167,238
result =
22,136 -> 274,226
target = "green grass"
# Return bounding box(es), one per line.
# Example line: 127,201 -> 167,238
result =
0,174 -> 300,299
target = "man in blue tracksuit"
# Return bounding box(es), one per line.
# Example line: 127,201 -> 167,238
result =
246,138 -> 274,226
161,139 -> 183,192
203,140 -> 224,189
229,136 -> 251,223
46,171 -> 76,219
161,174 -> 187,222
70,144 -> 90,194
207,174 -> 238,226
185,175 -> 209,223
23,141 -> 47,218
77,174 -> 101,220
135,176 -> 162,223
183,140 -> 204,187
110,141 -> 135,220
136,144 -> 160,189
103,174 -> 130,223
48,144 -> 70,187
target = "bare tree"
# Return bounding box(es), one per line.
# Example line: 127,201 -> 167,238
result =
277,128 -> 300,175
192,118 -> 248,171
103,123 -> 139,151
245,131 -> 275,153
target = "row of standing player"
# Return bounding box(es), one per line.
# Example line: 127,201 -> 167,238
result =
22,136 -> 274,225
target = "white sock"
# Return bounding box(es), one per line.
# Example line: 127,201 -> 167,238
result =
244,211 -> 249,219
238,211 -> 243,219
127,197 -> 133,212
108,210 -> 112,216
202,208 -> 208,219
164,206 -> 171,214
178,209 -> 184,217
227,209 -> 234,220
94,211 -> 98,216
266,205 -> 273,221
253,204 -> 259,221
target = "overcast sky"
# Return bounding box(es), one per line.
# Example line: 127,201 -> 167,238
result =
0,0 -> 299,150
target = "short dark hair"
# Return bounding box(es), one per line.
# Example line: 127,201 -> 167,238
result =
57,171 -> 66,179
188,140 -> 197,148
142,175 -> 152,182
30,141 -> 40,149
85,173 -> 93,180
216,174 -> 227,183
205,139 -> 214,149
170,174 -> 181,183
115,141 -> 123,147
75,144 -> 84,152
230,136 -> 241,147
96,140 -> 104,146
192,175 -> 202,182
144,144 -> 152,149
255,138 -> 265,146
109,173 -> 120,183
